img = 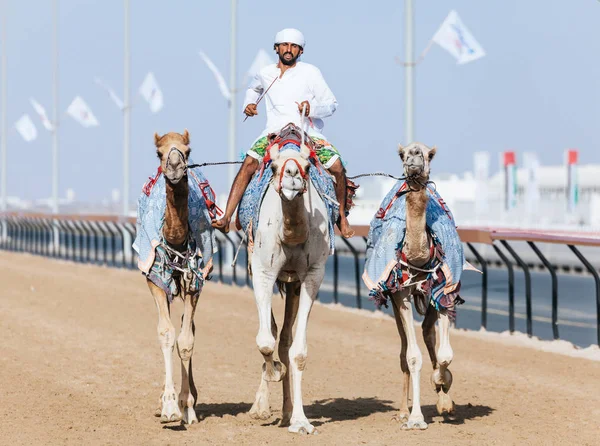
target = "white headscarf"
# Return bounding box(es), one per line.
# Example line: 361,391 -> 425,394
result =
274,28 -> 306,48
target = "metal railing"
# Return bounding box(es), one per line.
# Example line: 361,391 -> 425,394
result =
1,213 -> 599,345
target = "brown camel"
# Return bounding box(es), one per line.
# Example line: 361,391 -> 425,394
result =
146,130 -> 201,425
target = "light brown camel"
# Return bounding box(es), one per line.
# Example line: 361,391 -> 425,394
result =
391,142 -> 455,430
146,130 -> 200,425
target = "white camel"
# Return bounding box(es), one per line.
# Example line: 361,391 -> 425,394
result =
247,142 -> 330,435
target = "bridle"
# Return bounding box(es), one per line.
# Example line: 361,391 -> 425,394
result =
402,152 -> 429,192
165,147 -> 187,174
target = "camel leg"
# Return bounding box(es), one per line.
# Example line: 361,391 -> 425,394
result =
287,267 -> 324,435
279,282 -> 301,427
392,290 -> 427,430
252,268 -> 286,383
432,313 -> 455,417
177,291 -> 199,425
148,281 -> 182,423
391,296 -> 411,424
249,311 -> 278,420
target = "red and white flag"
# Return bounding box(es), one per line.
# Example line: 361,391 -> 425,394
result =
66,96 -> 99,127
29,98 -> 54,131
15,114 -> 38,142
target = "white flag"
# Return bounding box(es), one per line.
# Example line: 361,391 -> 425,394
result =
30,98 -> 54,131
432,10 -> 486,65
15,114 -> 38,142
94,77 -> 124,110
139,72 -> 163,113
247,48 -> 275,80
198,50 -> 231,101
66,96 -> 99,127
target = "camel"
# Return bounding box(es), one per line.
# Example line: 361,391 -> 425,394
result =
137,130 -> 211,425
389,142 -> 456,430
247,140 -> 330,435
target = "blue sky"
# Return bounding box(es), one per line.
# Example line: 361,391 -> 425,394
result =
2,0 -> 600,204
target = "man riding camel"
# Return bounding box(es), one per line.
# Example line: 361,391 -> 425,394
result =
212,28 -> 354,238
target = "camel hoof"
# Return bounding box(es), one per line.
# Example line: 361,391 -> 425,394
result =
392,412 -> 410,424
436,392 -> 455,418
401,419 -> 428,430
182,407 -> 199,425
248,408 -> 271,420
262,361 -> 286,382
289,419 -> 316,435
160,397 -> 182,424
279,412 -> 292,427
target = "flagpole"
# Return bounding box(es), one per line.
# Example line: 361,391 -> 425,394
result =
228,0 -> 237,186
1,1 -> 7,215
404,0 -> 414,145
123,0 -> 130,217
52,0 -> 59,214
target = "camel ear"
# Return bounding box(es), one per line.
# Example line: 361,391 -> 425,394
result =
428,146 -> 437,161
154,132 -> 162,147
182,129 -> 190,145
300,144 -> 311,160
398,144 -> 405,161
269,144 -> 280,161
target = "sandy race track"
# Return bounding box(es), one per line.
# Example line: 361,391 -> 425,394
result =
1,251 -> 599,445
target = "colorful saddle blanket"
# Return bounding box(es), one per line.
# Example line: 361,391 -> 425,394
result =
363,181 -> 477,318
237,142 -> 339,254
132,161 -> 218,302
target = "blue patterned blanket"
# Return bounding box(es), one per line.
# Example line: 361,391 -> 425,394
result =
363,181 -> 479,318
237,143 -> 339,254
132,161 -> 218,300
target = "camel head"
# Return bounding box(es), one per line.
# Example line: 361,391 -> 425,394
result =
155,130 -> 191,185
269,143 -> 311,201
398,142 -> 436,186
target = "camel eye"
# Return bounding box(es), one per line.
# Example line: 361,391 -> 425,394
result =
156,150 -> 162,159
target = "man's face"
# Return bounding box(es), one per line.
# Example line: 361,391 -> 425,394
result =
276,42 -> 303,66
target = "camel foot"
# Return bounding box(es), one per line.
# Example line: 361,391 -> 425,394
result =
437,392 -> 456,419
279,411 -> 292,427
182,406 -> 199,425
160,391 -> 182,423
249,394 -> 271,420
262,360 -> 286,382
392,411 -> 410,424
288,417 -> 316,435
401,417 -> 428,430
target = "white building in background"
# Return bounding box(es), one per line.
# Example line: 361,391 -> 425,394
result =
349,163 -> 600,231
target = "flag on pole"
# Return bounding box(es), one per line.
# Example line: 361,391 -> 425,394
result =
566,149 -> 579,213
15,114 -> 38,142
139,72 -> 164,113
503,151 -> 517,210
94,77 -> 124,110
29,98 -> 54,131
66,96 -> 99,127
247,48 -> 275,80
432,10 -> 486,65
198,50 -> 231,101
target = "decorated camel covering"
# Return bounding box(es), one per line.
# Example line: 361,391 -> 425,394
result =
363,180 -> 474,318
237,142 -> 339,254
132,162 -> 218,299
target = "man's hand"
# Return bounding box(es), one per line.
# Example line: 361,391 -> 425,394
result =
211,215 -> 231,234
297,101 -> 310,116
244,103 -> 258,117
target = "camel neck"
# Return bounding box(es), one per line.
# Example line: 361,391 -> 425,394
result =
163,178 -> 189,248
280,195 -> 308,245
404,188 -> 430,267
